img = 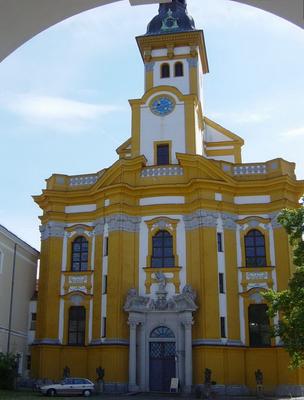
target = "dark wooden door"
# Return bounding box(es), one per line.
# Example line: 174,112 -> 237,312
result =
149,342 -> 176,391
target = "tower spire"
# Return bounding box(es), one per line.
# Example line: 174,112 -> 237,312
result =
146,0 -> 195,35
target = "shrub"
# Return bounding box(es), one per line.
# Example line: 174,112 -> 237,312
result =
0,352 -> 18,389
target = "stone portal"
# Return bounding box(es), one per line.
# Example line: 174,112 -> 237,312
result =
124,282 -> 197,393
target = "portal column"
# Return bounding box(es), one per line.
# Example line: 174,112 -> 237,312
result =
128,319 -> 139,392
139,321 -> 146,391
184,318 -> 193,393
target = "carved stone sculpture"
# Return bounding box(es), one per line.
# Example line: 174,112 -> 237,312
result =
124,284 -> 198,312
255,369 -> 263,385
63,366 -> 70,379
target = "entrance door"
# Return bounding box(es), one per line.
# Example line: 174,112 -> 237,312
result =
149,341 -> 176,391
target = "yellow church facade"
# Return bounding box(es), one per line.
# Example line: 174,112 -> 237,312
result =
32,0 -> 304,394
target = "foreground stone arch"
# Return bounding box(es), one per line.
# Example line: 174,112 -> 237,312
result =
0,0 -> 303,63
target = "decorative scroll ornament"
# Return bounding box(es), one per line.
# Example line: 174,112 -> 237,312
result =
40,222 -> 65,240
124,285 -> 197,313
161,9 -> 179,31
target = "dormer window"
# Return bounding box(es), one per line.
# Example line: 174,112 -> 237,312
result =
174,62 -> 184,77
161,63 -> 170,78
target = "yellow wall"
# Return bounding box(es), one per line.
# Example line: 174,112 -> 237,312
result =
107,231 -> 139,340
31,345 -> 128,382
36,237 -> 63,341
193,347 -> 302,389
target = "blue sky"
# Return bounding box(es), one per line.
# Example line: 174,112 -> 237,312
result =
0,0 -> 303,249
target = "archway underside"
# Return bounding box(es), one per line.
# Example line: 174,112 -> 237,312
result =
0,0 -> 303,63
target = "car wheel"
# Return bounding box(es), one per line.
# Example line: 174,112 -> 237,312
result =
83,389 -> 91,397
47,389 -> 56,397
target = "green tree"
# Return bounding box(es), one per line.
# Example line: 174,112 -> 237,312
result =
0,352 -> 18,389
264,206 -> 304,368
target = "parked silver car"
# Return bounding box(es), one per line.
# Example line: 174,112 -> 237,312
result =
40,378 -> 95,397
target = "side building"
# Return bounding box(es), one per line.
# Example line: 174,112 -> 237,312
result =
0,224 -> 39,376
32,0 -> 304,395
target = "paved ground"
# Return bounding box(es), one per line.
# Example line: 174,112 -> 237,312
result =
0,390 -> 294,400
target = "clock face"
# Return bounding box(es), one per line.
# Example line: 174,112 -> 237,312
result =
150,96 -> 175,116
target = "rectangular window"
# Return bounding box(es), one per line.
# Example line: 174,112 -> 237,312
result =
102,317 -> 107,338
220,317 -> 226,338
102,275 -> 107,295
30,313 -> 37,331
26,355 -> 31,370
156,144 -> 169,165
248,304 -> 271,346
217,232 -> 223,252
219,273 -> 225,294
104,237 -> 109,257
16,353 -> 23,375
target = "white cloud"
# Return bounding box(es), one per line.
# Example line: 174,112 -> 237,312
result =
281,127 -> 304,139
0,93 -> 120,133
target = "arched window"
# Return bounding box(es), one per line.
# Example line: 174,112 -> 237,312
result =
150,326 -> 175,338
248,304 -> 271,347
174,62 -> 183,77
68,306 -> 86,345
161,63 -> 170,78
151,230 -> 174,268
244,229 -> 266,267
71,236 -> 88,272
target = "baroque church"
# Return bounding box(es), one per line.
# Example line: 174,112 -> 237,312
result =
32,0 -> 304,394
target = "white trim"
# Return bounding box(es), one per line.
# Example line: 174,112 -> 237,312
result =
58,299 -> 64,344
91,235 -> 95,271
239,297 -> 245,344
215,193 -> 222,201
206,146 -> 234,150
236,225 -> 245,344
234,195 -> 271,205
139,196 -> 185,206
217,216 -> 227,338
66,221 -> 94,227
65,204 -> 97,214
61,234 -> 68,272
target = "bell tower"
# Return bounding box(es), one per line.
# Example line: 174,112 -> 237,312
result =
129,0 -> 209,165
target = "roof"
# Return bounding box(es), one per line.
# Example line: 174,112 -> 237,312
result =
146,0 -> 196,36
0,223 -> 39,257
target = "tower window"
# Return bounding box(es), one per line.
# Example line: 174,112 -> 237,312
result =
248,304 -> 271,347
30,313 -> 37,331
220,317 -> 226,338
102,317 -> 107,338
174,62 -> 184,77
104,237 -> 109,257
217,232 -> 223,252
156,144 -> 169,165
102,275 -> 108,295
151,230 -> 174,268
71,236 -> 88,272
219,273 -> 225,294
68,306 -> 86,346
244,229 -> 266,267
161,63 -> 170,78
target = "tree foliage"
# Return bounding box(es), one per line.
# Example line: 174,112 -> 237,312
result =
0,352 -> 18,389
264,205 -> 304,368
